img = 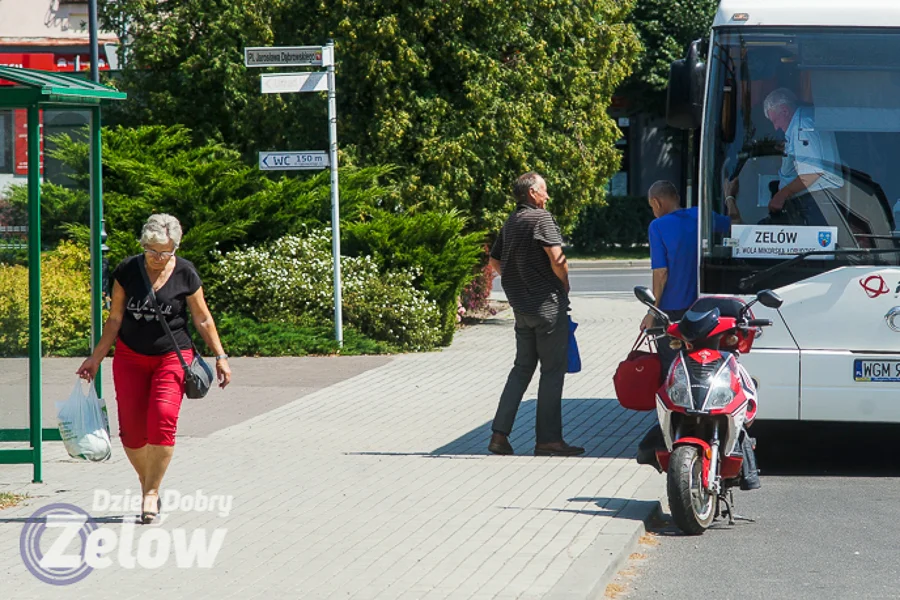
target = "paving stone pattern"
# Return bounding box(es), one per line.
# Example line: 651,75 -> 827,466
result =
0,297 -> 661,600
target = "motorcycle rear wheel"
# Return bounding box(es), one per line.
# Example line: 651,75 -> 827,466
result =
668,445 -> 715,535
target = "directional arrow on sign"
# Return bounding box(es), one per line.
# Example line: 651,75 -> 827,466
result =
259,151 -> 329,171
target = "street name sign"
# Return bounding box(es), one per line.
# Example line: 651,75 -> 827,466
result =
245,46 -> 333,68
259,151 -> 329,171
247,40 -> 345,345
261,72 -> 328,94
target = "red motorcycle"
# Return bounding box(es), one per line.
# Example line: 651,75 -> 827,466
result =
634,286 -> 783,535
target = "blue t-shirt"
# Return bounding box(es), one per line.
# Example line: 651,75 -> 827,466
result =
649,207 -> 730,311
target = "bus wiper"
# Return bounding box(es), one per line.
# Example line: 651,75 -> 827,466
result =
738,248 -> 900,292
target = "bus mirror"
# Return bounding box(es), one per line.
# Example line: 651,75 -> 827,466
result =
667,39 -> 707,130
757,289 -> 783,309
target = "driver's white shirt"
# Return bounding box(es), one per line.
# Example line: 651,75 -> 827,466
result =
779,106 -> 844,192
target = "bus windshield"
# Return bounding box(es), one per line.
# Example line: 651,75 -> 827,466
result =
700,28 -> 900,294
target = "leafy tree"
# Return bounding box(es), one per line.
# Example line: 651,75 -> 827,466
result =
99,0 -> 302,153
100,0 -> 641,231
621,0 -> 718,114
21,125 -> 394,275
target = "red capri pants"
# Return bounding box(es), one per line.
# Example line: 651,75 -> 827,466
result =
112,340 -> 193,448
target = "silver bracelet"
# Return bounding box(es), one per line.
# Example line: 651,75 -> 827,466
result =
215,354 -> 228,361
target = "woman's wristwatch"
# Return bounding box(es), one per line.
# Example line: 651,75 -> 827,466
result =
215,354 -> 229,361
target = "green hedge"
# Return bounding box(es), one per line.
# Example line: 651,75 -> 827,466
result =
208,231 -> 445,351
569,195 -> 653,254
0,241 -> 94,357
342,210 -> 484,346
211,314 -> 392,356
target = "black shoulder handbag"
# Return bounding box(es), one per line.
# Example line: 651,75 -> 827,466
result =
138,260 -> 214,399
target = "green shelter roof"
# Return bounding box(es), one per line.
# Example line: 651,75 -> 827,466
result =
0,66 -> 127,108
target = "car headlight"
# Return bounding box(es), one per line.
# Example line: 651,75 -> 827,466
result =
667,358 -> 692,408
705,362 -> 738,409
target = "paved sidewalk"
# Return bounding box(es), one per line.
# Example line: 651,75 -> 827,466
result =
0,297 -> 661,600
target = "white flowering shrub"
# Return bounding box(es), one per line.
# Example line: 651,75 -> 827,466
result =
210,231 -> 442,351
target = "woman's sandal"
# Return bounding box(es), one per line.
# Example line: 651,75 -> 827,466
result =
140,494 -> 162,525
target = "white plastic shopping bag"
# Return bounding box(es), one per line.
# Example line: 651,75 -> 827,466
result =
56,380 -> 111,462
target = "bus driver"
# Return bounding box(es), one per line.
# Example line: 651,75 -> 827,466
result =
764,88 -> 844,223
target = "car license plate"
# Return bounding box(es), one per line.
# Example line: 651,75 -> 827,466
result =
854,359 -> 900,382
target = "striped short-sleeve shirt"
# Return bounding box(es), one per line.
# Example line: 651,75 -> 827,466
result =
491,203 -> 568,319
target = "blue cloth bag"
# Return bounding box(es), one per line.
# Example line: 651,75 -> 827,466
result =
567,315 -> 581,374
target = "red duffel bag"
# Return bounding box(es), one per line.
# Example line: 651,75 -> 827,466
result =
613,334 -> 661,411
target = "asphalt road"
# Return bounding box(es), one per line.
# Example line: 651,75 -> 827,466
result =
614,422 -> 900,600
492,266 -> 650,297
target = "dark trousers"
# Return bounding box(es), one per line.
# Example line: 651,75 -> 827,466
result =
492,308 -> 568,444
656,308 -> 687,379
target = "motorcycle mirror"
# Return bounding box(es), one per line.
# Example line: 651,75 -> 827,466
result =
635,286 -> 669,323
634,286 -> 657,306
757,289 -> 784,309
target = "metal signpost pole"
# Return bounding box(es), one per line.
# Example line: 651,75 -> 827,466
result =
249,42 -> 342,345
88,0 -> 100,83
326,40 -> 343,347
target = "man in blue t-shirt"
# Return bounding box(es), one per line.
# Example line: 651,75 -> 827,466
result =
639,180 -> 736,370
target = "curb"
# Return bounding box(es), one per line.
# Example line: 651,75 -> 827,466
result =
568,259 -> 650,269
545,474 -> 664,600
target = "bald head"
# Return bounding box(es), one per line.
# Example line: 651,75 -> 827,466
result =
648,180 -> 680,218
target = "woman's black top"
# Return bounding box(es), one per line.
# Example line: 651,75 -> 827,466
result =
112,255 -> 202,355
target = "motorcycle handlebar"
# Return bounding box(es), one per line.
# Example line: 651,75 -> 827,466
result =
747,319 -> 773,328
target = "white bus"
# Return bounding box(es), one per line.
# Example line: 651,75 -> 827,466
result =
667,0 -> 900,421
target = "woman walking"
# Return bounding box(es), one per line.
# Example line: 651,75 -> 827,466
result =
76,214 -> 231,523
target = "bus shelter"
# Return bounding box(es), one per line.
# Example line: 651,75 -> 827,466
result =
0,66 -> 125,482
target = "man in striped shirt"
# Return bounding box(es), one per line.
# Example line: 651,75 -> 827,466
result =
487,172 -> 585,457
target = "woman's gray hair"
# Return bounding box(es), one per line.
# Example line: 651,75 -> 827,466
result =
140,213 -> 183,248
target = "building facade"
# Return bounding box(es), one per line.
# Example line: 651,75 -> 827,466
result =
607,95 -> 687,201
0,0 -> 118,192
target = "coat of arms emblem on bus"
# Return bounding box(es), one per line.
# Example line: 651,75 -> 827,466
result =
818,231 -> 832,247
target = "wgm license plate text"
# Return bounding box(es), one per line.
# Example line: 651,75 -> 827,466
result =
854,359 -> 900,382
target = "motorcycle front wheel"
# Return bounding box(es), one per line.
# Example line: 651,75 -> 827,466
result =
667,445 -> 715,535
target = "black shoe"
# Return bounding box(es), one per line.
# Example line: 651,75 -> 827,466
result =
488,433 -> 514,455
636,446 -> 662,473
534,441 -> 585,456
141,496 -> 161,524
740,471 -> 761,491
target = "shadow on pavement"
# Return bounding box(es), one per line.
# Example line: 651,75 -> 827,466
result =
0,514 -> 130,525
349,398 -> 652,459
753,421 -> 900,477
547,497 -> 660,519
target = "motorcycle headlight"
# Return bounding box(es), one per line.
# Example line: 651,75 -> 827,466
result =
667,358 -> 692,408
705,361 -> 738,409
